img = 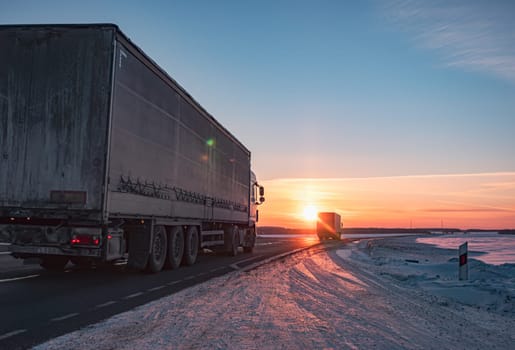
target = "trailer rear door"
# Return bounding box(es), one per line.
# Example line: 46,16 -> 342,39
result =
0,25 -> 114,214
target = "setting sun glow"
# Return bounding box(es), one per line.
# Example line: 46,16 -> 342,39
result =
302,205 -> 318,222
260,172 -> 515,229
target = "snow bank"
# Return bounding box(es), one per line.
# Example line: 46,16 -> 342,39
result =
338,236 -> 515,316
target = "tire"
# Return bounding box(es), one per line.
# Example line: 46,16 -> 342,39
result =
146,225 -> 167,273
165,226 -> 184,270
182,226 -> 199,266
40,256 -> 69,271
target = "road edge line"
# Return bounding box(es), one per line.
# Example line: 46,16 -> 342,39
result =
240,243 -> 322,273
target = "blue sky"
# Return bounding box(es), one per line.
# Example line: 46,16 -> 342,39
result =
2,0 -> 514,181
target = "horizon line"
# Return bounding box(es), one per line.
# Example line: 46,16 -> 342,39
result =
262,171 -> 515,183
258,226 -> 514,231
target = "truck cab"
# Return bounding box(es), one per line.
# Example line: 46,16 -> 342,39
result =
249,172 -> 265,226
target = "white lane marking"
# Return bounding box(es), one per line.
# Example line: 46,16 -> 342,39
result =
124,292 -> 144,299
147,285 -> 165,292
168,280 -> 182,285
230,264 -> 240,270
0,329 -> 27,340
209,268 -> 219,273
184,276 -> 195,280
51,313 -> 79,322
95,301 -> 117,308
0,274 -> 39,283
0,251 -> 11,255
0,242 -> 11,246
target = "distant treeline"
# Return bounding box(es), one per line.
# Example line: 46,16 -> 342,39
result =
342,228 -> 435,234
491,229 -> 515,235
258,227 -> 315,235
258,227 -> 434,235
258,226 -> 515,235
461,229 -> 515,235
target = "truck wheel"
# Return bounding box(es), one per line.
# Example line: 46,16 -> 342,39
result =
182,226 -> 199,266
165,226 -> 184,269
146,225 -> 167,273
40,256 -> 69,271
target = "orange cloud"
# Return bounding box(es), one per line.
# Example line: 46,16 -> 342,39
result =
259,172 -> 515,230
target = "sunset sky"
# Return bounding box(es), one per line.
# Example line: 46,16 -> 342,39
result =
2,0 -> 514,229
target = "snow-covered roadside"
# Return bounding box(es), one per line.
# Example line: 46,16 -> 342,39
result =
35,237 -> 515,350
344,236 -> 515,316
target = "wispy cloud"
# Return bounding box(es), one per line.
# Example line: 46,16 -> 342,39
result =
423,208 -> 514,213
383,0 -> 515,82
270,171 -> 515,182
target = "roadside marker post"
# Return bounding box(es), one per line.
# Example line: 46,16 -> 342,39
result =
458,242 -> 468,280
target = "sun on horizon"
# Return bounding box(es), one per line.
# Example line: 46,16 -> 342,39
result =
302,205 -> 318,222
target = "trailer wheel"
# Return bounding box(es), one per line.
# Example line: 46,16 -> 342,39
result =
165,226 -> 184,269
40,256 -> 69,271
146,225 -> 167,273
182,226 -> 199,266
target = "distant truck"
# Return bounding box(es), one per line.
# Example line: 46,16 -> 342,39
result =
0,24 -> 265,272
317,212 -> 342,240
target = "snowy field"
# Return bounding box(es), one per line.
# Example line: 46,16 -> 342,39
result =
35,235 -> 515,349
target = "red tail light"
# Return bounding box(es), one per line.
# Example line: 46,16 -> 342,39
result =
70,235 -> 100,246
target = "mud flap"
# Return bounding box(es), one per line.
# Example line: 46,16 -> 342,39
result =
126,224 -> 151,270
105,229 -> 125,261
243,227 -> 256,252
224,225 -> 238,256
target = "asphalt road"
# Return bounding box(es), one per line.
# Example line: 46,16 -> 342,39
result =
0,235 -> 321,350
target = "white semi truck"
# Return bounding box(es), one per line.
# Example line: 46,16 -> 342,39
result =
316,212 -> 342,241
0,24 -> 265,272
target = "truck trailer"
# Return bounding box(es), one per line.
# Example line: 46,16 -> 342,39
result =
316,212 -> 342,241
0,24 -> 265,272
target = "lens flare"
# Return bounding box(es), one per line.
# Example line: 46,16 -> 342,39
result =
302,205 -> 318,222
